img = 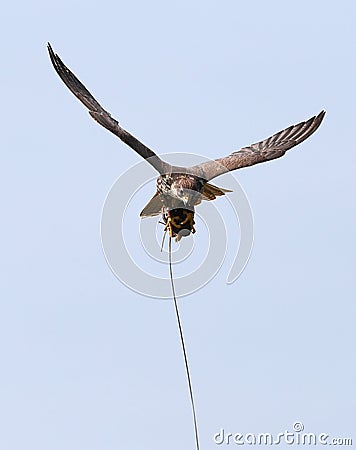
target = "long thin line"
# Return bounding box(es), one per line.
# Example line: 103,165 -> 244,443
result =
168,237 -> 200,450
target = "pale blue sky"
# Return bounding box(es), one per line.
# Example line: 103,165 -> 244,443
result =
1,1 -> 355,449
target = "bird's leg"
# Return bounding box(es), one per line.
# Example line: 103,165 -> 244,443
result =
163,217 -> 175,238
162,209 -> 196,239
179,210 -> 196,234
188,213 -> 196,234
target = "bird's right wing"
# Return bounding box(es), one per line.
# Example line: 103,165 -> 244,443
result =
47,43 -> 170,174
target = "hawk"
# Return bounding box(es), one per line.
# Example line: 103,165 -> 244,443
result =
48,43 -> 325,241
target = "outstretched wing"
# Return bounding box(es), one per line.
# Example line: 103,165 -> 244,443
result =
189,111 -> 326,181
47,43 -> 170,174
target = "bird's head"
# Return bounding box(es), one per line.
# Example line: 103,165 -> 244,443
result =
170,181 -> 192,206
157,173 -> 204,208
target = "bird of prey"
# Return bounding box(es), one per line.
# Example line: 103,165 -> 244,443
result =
48,43 -> 325,241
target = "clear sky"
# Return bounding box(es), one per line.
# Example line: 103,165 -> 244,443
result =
1,1 -> 355,449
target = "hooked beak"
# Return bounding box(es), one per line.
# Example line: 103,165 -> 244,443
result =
182,195 -> 190,206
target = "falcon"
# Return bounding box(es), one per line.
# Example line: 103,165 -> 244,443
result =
48,43 -> 325,241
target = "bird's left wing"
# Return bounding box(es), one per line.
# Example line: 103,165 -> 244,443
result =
189,111 -> 326,181
47,43 -> 170,174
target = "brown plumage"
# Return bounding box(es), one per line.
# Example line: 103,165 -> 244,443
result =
48,43 -> 325,239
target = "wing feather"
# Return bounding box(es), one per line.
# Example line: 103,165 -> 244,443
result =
47,43 -> 169,174
140,192 -> 163,217
189,111 -> 326,181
